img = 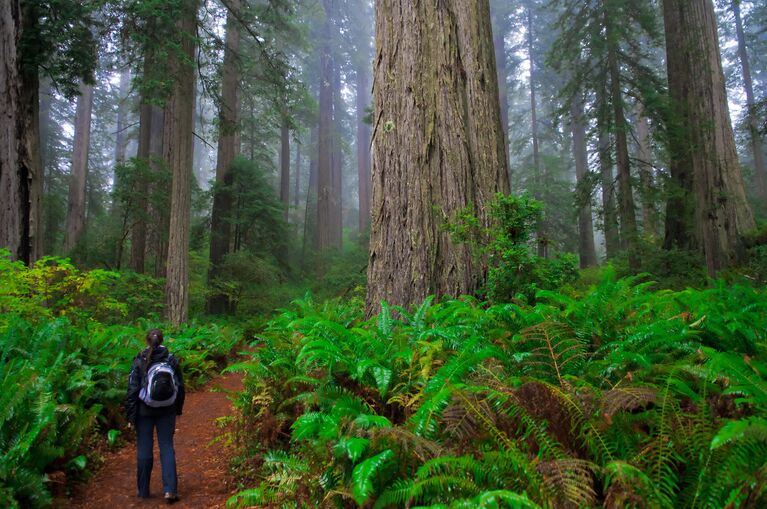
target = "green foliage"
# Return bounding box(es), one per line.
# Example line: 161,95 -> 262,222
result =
447,194 -> 578,303
229,272 -> 767,508
0,253 -> 241,507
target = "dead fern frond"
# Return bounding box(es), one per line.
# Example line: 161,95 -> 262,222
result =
602,386 -> 657,416
516,322 -> 587,387
367,426 -> 444,462
538,458 -> 598,508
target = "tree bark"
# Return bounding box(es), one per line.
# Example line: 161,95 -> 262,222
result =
356,58 -> 371,233
732,0 -> 767,202
64,83 -> 94,253
131,92 -> 151,273
280,120 -> 290,221
0,1 -> 42,264
149,105 -> 167,278
605,7 -> 638,269
164,0 -> 199,326
302,127 -> 318,265
367,0 -> 510,313
663,0 -> 755,275
571,96 -> 598,268
206,0 -> 239,315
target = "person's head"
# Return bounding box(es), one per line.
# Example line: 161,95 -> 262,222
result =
146,328 -> 163,348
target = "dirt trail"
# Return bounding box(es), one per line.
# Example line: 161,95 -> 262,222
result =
68,372 -> 243,509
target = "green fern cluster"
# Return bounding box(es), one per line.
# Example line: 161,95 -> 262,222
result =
229,271 -> 767,508
0,255 -> 243,507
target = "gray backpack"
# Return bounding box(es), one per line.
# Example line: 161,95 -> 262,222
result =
138,361 -> 178,407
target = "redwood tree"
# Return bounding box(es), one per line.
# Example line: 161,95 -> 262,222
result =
663,0 -> 755,275
367,0 -> 510,313
164,0 -> 199,325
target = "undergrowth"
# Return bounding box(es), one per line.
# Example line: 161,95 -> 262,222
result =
0,251 -> 241,508
227,269 -> 767,508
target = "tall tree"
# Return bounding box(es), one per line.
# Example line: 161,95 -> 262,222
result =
293,140 -> 301,209
114,68 -> 131,167
732,0 -> 767,202
571,96 -> 598,268
316,0 -> 340,251
355,51 -> 371,233
526,2 -> 547,258
207,0 -> 240,314
663,0 -> 755,275
367,0 -> 510,313
635,102 -> 657,235
64,83 -> 94,253
164,0 -> 199,325
280,120 -> 290,220
598,94 -> 620,258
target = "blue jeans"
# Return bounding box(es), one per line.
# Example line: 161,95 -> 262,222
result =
135,413 -> 177,496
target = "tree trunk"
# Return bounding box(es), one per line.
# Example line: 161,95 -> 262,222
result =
149,105 -> 167,278
367,0 -> 510,313
526,5 -> 547,258
571,97 -> 598,268
164,0 -> 199,326
732,0 -> 767,202
302,127 -> 318,265
635,102 -> 656,236
663,0 -> 755,275
280,120 -> 290,221
206,0 -> 239,315
293,139 -> 301,209
356,58 -> 371,233
331,49 -> 343,248
114,68 -> 130,167
131,95 -> 151,273
598,92 -> 620,258
605,9 -> 638,269
317,0 -> 338,251
0,1 -> 43,264
64,83 -> 94,253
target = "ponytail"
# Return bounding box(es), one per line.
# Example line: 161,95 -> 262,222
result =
143,329 -> 164,374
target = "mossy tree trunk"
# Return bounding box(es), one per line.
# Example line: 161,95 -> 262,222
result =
367,0 -> 509,313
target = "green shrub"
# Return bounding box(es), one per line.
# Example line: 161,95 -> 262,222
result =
228,275 -> 767,508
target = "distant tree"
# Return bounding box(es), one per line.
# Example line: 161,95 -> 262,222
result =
64,83 -> 94,253
662,0 -> 755,275
570,94 -> 598,268
367,0 -> 509,313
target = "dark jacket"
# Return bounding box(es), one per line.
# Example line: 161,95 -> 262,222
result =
125,345 -> 185,424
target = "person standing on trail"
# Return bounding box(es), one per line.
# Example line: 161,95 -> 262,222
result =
125,329 -> 185,504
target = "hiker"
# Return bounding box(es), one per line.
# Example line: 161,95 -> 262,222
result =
125,329 -> 185,504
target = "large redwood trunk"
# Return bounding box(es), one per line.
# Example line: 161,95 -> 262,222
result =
492,9 -> 510,167
0,1 -> 42,264
206,0 -> 240,315
571,97 -> 598,268
64,83 -> 94,253
635,102 -> 656,236
663,0 -> 755,275
526,4 -> 546,258
367,0 -> 510,313
164,0 -> 199,325
598,90 -> 620,258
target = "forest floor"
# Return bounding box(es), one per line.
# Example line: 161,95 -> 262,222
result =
66,371 -> 243,509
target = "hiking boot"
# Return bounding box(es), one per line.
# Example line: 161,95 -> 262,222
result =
164,492 -> 179,504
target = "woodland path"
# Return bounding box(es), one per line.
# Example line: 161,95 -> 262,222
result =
68,371 -> 243,509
